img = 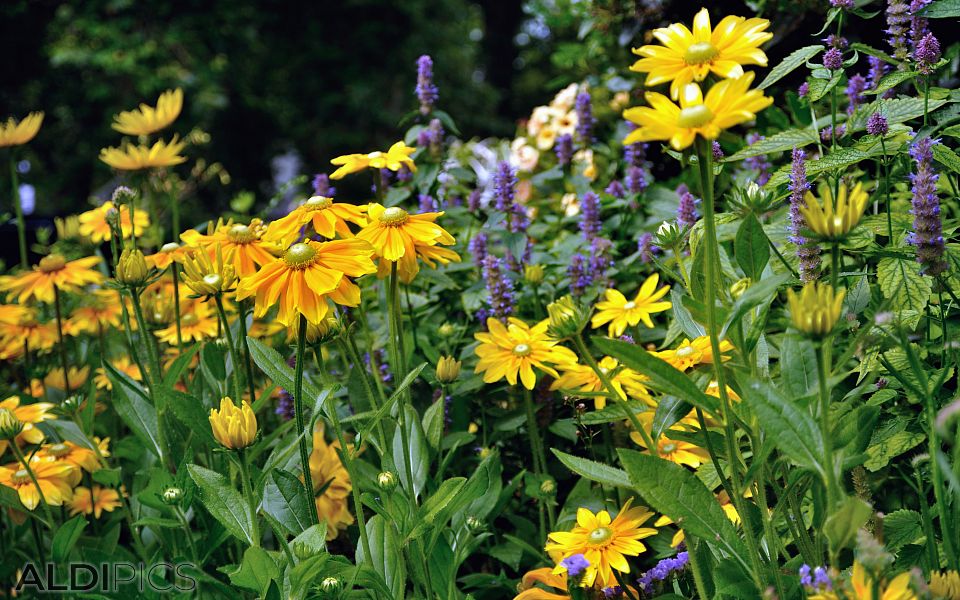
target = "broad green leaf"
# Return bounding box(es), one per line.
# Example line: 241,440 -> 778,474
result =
552,449 -> 632,489
187,464 -> 255,545
246,336 -> 323,401
422,397 -> 446,451
617,449 -> 753,577
726,129 -> 818,162
780,336 -> 818,398
262,468 -> 312,536
865,430 -> 925,471
357,515 -> 406,599
291,524 -> 328,555
393,404 -> 430,499
734,214 -> 770,280
226,546 -> 280,595
458,451 -> 503,523
652,395 -> 691,440
671,289 -> 705,338
824,496 -> 873,555
407,477 -> 467,541
848,97 -> 949,132
883,509 -> 923,549
106,364 -> 162,459
866,70 -> 918,95
722,272 -> 791,338
758,45 -> 823,90
157,387 -> 214,445
933,143 -> 960,176
162,343 -> 201,388
877,257 -> 931,313
807,71 -> 842,102
52,515 -> 87,563
922,0 -> 960,17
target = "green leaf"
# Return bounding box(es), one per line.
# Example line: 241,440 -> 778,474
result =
52,515 -> 87,563
393,404 -> 430,499
883,509 -> 923,549
736,377 -> 825,477
106,364 -> 162,459
780,337 -> 818,398
921,0 -> 960,17
132,516 -> 182,529
457,451 -> 503,523
594,337 -> 720,418
726,129 -> 819,162
617,449 -> 753,577
357,515 -> 406,599
865,430 -> 925,471
290,524 -> 328,555
848,97 -> 949,132
187,464 -> 255,545
262,468 -> 312,536
408,477 -> 467,541
807,71 -> 842,102
247,336 -> 323,401
866,70 -> 918,95
734,214 -> 770,280
162,343 -> 201,388
422,397 -> 446,452
552,449 -> 632,489
157,387 -> 215,445
227,546 -> 280,595
824,496 -> 873,555
758,45 -> 823,90
722,272 -> 791,338
877,257 -> 931,313
933,143 -> 960,176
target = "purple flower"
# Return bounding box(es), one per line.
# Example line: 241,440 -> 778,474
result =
909,137 -> 947,276
867,112 -> 889,135
846,75 -> 868,115
467,189 -> 482,213
568,254 -> 590,298
626,166 -> 647,195
677,184 -> 699,228
800,565 -> 833,592
588,237 -> 613,288
493,161 -> 516,213
469,232 -> 488,267
415,55 -> 439,115
575,91 -> 594,146
743,133 -> 771,185
275,389 -> 294,420
799,565 -> 812,587
831,0 -> 855,8
637,552 -> 689,593
824,34 -> 849,49
820,124 -> 845,142
396,165 -> 413,183
312,173 -> 336,197
481,255 -> 515,321
788,148 -> 821,283
605,180 -> 625,199
910,0 -> 932,44
824,47 -> 844,70
555,133 -> 573,166
561,554 -> 590,578
602,586 -> 623,598
798,82 -> 810,98
712,141 -> 724,161
914,32 -> 941,74
363,349 -> 392,385
887,0 -> 911,60
419,194 -> 437,212
867,56 -> 889,90
623,129 -> 646,167
580,192 -> 602,241
618,334 -> 635,343
637,232 -> 659,264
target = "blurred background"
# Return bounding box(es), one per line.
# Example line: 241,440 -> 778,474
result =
1,0 -> 847,263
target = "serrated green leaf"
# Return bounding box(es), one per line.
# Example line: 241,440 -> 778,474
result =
877,257 -> 931,313
921,0 -> 960,17
187,464 -> 255,545
552,449 -> 632,489
866,70 -> 918,95
865,430 -> 925,471
883,509 -> 923,549
407,477 -> 467,541
759,45 -> 823,90
726,129 -> 819,162
807,71 -> 842,102
780,336 -> 818,398
247,336 -> 323,401
848,97 -> 949,132
226,546 -> 279,595
933,143 -> 960,175
262,468 -> 312,536
106,364 -> 162,459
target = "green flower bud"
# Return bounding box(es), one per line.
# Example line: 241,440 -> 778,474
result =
0,408 -> 23,440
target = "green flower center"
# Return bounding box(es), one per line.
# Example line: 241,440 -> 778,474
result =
675,346 -> 695,358
181,313 -> 198,326
662,442 -> 677,453
512,343 -> 531,357
202,274 -> 222,288
305,196 -> 333,211
588,527 -> 614,545
684,42 -> 718,65
623,301 -> 636,310
160,242 -> 180,253
284,243 -> 318,269
38,254 -> 66,273
379,206 -> 409,226
11,469 -> 31,485
227,224 -> 256,244
47,443 -> 70,457
677,105 -> 715,129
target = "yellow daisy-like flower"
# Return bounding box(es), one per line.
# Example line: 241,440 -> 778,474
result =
357,204 -> 458,283
308,425 -> 355,541
591,275 -> 671,337
329,141 -> 417,180
0,254 -> 104,305
651,336 -> 734,371
35,441 -> 100,485
849,562 -> 917,600
94,357 -> 143,390
0,397 -> 54,457
78,201 -> 150,243
99,136 -> 187,171
264,196 -> 369,245
145,242 -> 194,270
111,88 -> 183,136
156,298 -> 218,344
0,459 -> 74,510
474,317 -> 577,390
0,306 -> 57,359
655,490 -> 740,548
236,239 -> 376,326
179,243 -> 238,297
514,568 -> 570,600
623,73 -> 772,151
43,366 -> 90,392
67,485 -> 123,519
800,182 -> 870,240
209,397 -> 258,450
630,8 -> 772,101
374,237 -> 462,284
629,412 -> 710,468
64,289 -> 125,336
787,282 -> 845,338
0,112 -> 44,148
929,570 -> 960,600
545,498 -> 657,588
550,356 -> 652,409
181,218 -> 280,277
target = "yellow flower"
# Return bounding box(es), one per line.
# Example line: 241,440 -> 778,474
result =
111,88 -> 183,136
43,366 -> 90,392
550,357 -> 652,409
787,282 -> 845,338
0,306 -> 57,359
146,242 -> 195,270
545,498 -> 657,588
630,8 -> 772,101
590,275 -> 671,337
651,336 -> 734,371
623,73 -> 772,151
655,490 -> 740,548
0,397 -> 54,457
329,141 -> 417,180
78,201 -> 150,243
474,317 -> 577,390
850,562 -> 917,600
800,182 -> 870,240
308,425 -> 354,541
155,298 -> 218,344
264,196 -> 369,245
99,136 -> 187,170
514,568 -> 570,600
35,441 -> 100,485
180,243 -> 238,296
209,397 -> 257,450
236,239 -> 377,326
67,485 -> 123,519
435,355 -> 462,383
0,112 -> 44,148
0,459 -> 74,510
0,254 -> 104,305
181,218 -> 280,277
930,570 -> 960,600
94,357 -> 143,390
629,412 -> 710,468
64,290 -> 125,336
358,204 -> 458,283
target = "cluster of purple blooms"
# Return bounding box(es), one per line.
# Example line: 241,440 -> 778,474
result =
568,254 -> 590,298
555,133 -> 574,167
419,193 -> 438,212
311,173 -> 335,197
560,553 -> 590,578
909,137 -> 947,276
623,124 -> 649,194
363,349 -> 393,386
636,551 -> 689,595
275,388 -> 294,420
580,192 -> 602,241
415,55 -> 439,115
886,0 -> 935,63
637,232 -> 660,264
676,184 -> 699,229
845,75 -> 868,115
469,231 -> 489,267
799,564 -> 833,593
417,118 -> 445,153
479,255 -> 515,322
742,133 -> 771,186
575,91 -> 594,146
788,148 -> 821,283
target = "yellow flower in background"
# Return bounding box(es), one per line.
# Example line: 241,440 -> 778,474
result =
474,317 -> 577,390
849,562 -> 917,600
94,357 -> 143,390
374,237 -> 461,283
180,243 -> 238,296
236,239 -> 376,326
788,282 -> 845,338
630,8 -> 772,100
99,136 -> 187,170
0,459 -> 74,510
800,182 -> 870,240
623,73 -> 772,151
111,88 -> 183,136
209,397 -> 257,450
550,356 -> 652,409
329,141 -> 417,179
0,112 -> 43,148
929,570 -> 960,600
358,204 -> 458,283
514,568 -> 570,600
545,498 -> 657,588
155,298 -> 218,344
629,412 -> 710,468
652,336 -> 734,371
65,290 -> 125,336
308,425 -> 355,541
0,254 -> 104,305
264,196 -> 369,245
146,242 -> 194,270
0,306 -> 57,359
0,397 -> 54,457
43,366 -> 90,392
591,275 -> 671,337
67,485 -> 123,519
35,441 -> 99,485
182,218 -> 279,277
78,201 -> 150,243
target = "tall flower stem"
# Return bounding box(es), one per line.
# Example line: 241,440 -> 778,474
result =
171,265 -> 184,348
339,334 -> 387,451
10,443 -> 54,527
880,138 -> 893,241
522,386 -> 555,533
694,138 -> 765,591
294,314 -> 320,526
355,302 -> 388,404
237,449 -> 261,547
236,299 -> 258,404
128,286 -> 171,471
52,285 -> 72,396
9,154 -> 28,269
214,295 -> 245,401
817,341 -> 841,561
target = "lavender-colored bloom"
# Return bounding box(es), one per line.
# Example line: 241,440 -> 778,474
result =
799,565 -> 813,587
867,112 -> 889,135
602,586 -> 623,598
618,334 -> 635,343
824,34 -> 849,49
415,55 -> 439,115
824,47 -> 844,70
623,130 -> 646,167
788,148 -> 821,282
588,237 -> 613,288
637,232 -> 659,264
914,32 -> 941,74
396,165 -> 413,183
909,137 -> 947,276
419,194 -> 437,212
469,232 -> 488,267
798,82 -> 810,98
363,349 -> 392,385
831,0 -> 855,8
416,129 -> 432,148
312,173 -> 336,197
813,567 -> 832,590
555,133 -> 573,166
605,180 -> 625,199
910,0 -> 931,44
580,192 -> 602,241
676,184 -> 699,228
481,255 -> 516,321
575,91 -> 594,146
887,0 -> 911,60
846,74 -> 868,115
637,552 -> 689,593
568,254 -> 590,298
275,389 -> 294,420
867,56 -> 889,90
467,189 -> 482,213
712,141 -> 723,161
561,554 -> 590,578
492,161 -> 516,212
743,133 -> 771,185
820,124 -> 845,142
626,166 -> 647,194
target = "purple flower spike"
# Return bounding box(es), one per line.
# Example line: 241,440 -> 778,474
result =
909,137 -> 947,276
415,55 -> 439,115
788,148 -> 821,283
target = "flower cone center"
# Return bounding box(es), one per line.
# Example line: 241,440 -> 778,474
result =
38,254 -> 66,273
677,105 -> 715,129
11,470 -> 31,485
48,443 -> 70,457
379,206 -> 409,226
675,346 -> 696,358
684,42 -> 718,65
512,343 -> 532,357
284,243 -> 318,269
305,196 -> 333,211
662,442 -> 677,453
227,224 -> 256,244
588,526 -> 614,545
623,301 -> 636,310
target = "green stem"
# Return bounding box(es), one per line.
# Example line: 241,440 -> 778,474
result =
129,286 -> 172,471
880,138 -> 893,242
356,302 -> 389,404
816,342 -> 841,542
685,539 -> 711,600
294,314 -> 320,526
52,285 -> 72,397
171,265 -> 183,349
9,154 -> 27,269
928,394 -> 959,569
214,295 -> 245,401
672,243 -> 692,291
237,450 -> 261,547
339,334 -> 387,452
236,299 -> 258,404
10,444 -> 54,527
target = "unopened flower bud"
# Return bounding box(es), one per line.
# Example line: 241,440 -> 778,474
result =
319,576 -> 343,595
116,248 -> 150,286
438,323 -> 455,338
111,185 -> 137,204
546,296 -> 583,339
524,264 -> 544,284
540,479 -> 556,495
656,220 -> 686,248
377,471 -> 397,491
436,356 -> 462,384
0,408 -> 23,440
465,515 -> 485,533
730,278 -> 751,298
161,487 -> 183,505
